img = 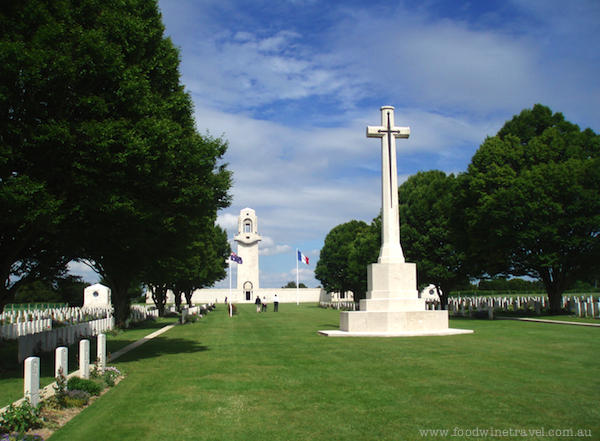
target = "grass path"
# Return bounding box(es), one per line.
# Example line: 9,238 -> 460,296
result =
47,304 -> 599,440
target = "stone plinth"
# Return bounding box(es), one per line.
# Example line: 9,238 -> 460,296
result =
319,262 -> 473,338
367,261 -> 418,299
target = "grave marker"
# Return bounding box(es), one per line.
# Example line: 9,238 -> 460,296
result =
24,356 -> 40,407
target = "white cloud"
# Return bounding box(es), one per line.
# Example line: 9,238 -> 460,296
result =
67,261 -> 99,285
258,237 -> 293,256
150,0 -> 600,290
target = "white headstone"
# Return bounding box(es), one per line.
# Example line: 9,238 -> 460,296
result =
24,356 -> 40,407
55,346 -> 68,379
97,334 -> 106,373
80,339 -> 90,379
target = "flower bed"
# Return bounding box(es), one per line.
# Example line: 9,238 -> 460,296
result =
0,367 -> 123,440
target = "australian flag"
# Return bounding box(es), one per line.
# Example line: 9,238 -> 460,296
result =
230,252 -> 243,264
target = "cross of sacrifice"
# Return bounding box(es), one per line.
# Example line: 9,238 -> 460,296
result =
366,106 -> 410,263
366,106 -> 410,208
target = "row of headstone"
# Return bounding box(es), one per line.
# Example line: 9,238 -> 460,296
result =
1,319 -> 52,340
18,316 -> 114,363
21,335 -> 106,409
1,306 -> 112,342
425,295 -> 599,318
319,301 -> 358,310
130,305 -> 160,322
569,297 -> 600,318
1,305 -> 111,325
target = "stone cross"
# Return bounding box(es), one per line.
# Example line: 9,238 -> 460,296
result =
367,106 -> 410,264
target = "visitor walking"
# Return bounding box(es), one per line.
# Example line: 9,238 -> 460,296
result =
262,296 -> 268,312
255,295 -> 261,313
273,294 -> 279,312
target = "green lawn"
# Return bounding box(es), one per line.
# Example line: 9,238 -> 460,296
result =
17,305 -> 600,440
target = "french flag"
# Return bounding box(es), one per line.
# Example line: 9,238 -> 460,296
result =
297,250 -> 309,265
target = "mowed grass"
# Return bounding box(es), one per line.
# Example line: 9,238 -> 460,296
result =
44,304 -> 600,441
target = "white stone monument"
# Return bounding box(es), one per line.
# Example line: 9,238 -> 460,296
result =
320,106 -> 472,337
83,283 -> 111,308
234,208 -> 262,301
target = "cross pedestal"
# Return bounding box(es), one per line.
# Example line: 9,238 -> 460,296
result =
320,106 -> 472,337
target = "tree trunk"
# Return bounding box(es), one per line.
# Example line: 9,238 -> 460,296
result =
547,287 -> 564,314
150,284 -> 168,317
110,278 -> 132,327
184,289 -> 194,307
437,285 -> 449,310
538,267 -> 567,314
174,289 -> 182,312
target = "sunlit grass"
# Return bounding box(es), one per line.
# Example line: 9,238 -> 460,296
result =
42,303 -> 600,441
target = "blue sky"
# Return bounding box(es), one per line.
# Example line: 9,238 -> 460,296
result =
70,0 -> 600,288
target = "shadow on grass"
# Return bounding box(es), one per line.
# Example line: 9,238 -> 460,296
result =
109,335 -> 209,364
318,323 -> 340,330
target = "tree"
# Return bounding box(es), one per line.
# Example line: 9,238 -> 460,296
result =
399,171 -> 471,308
172,223 -> 231,308
315,220 -> 370,299
0,0 -> 232,323
282,281 -> 307,288
0,0 -> 80,312
456,104 -> 600,313
347,218 -> 381,302
15,276 -> 89,306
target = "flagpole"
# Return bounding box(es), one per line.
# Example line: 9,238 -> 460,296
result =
296,249 -> 299,305
228,256 -> 232,316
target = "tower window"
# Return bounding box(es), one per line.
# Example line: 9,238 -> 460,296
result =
244,220 -> 252,233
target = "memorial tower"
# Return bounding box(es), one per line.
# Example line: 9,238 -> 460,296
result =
234,208 -> 262,300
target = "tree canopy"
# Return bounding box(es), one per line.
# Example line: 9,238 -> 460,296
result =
315,220 -> 379,302
0,0 -> 232,321
399,170 -> 471,307
456,104 -> 600,312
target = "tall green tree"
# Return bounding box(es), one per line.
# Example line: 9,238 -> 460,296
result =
0,0 -> 78,312
456,104 -> 600,313
347,218 -> 381,302
0,0 -> 232,323
399,171 -> 470,308
173,223 -> 231,308
315,220 -> 371,300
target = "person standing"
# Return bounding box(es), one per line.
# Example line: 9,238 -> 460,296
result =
262,296 -> 267,312
273,294 -> 279,312
255,295 -> 261,313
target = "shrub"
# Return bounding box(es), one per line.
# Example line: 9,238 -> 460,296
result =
184,314 -> 198,324
0,400 -> 43,434
60,390 -> 91,408
66,377 -> 102,396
